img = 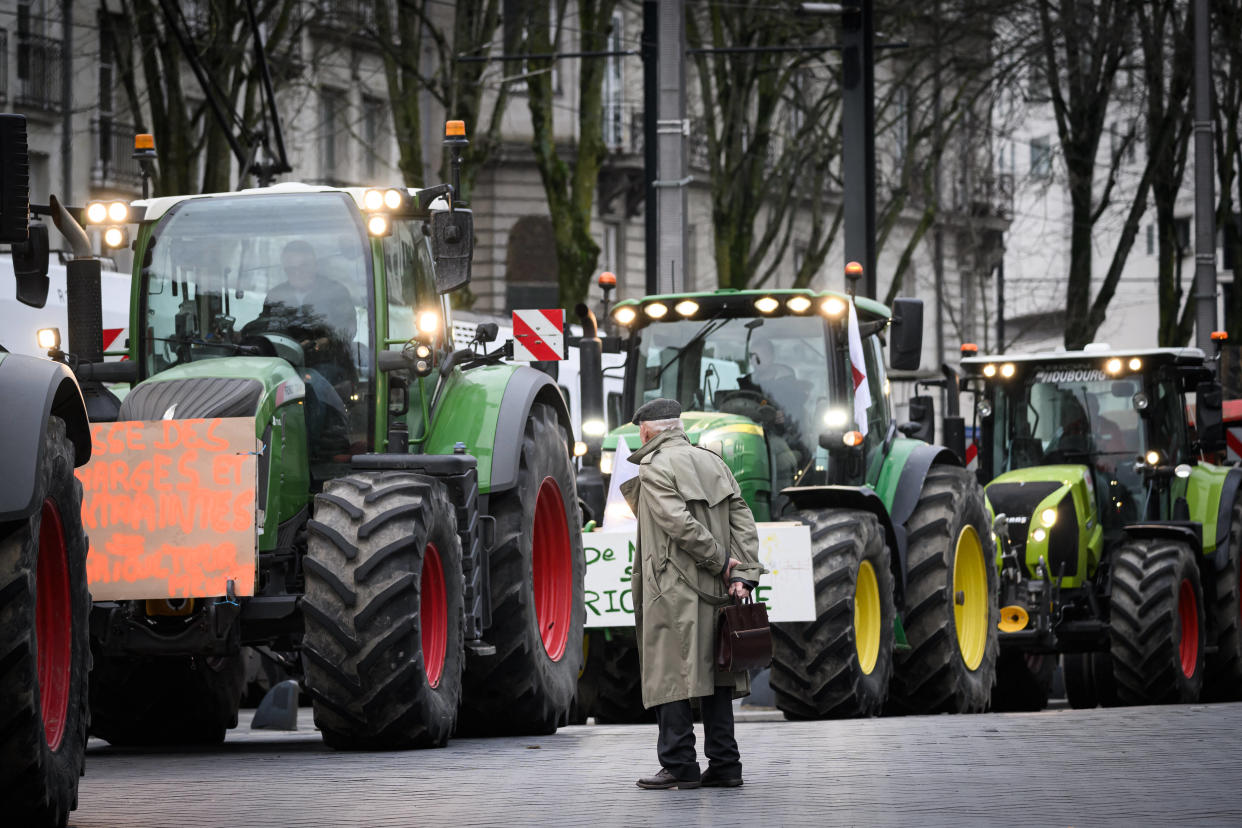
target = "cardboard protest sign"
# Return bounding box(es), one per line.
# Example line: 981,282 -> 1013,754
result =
583,521 -> 815,627
76,417 -> 259,601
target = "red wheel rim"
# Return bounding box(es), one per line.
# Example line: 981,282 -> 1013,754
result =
35,498 -> 71,751
420,543 -> 447,688
1178,578 -> 1199,678
532,477 -> 572,661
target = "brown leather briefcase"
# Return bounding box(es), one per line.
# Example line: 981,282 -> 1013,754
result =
716,595 -> 772,672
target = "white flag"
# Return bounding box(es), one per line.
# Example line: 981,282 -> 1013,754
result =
847,299 -> 871,436
602,435 -> 639,527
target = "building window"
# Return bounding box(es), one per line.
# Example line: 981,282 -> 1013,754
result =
602,11 -> 623,149
1030,136 -> 1052,180
16,1 -> 61,112
601,220 -> 619,275
319,88 -> 348,183
362,95 -> 387,179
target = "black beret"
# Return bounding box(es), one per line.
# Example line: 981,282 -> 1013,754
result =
632,397 -> 682,425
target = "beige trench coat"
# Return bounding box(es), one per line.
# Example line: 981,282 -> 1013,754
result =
621,428 -> 764,708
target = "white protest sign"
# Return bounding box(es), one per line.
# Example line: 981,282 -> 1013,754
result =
583,521 -> 815,627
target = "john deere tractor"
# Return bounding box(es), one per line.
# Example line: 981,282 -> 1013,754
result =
961,346 -> 1242,708
575,278 -> 999,721
60,124 -> 585,749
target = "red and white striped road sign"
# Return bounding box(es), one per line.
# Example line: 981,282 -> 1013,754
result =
512,309 -> 565,361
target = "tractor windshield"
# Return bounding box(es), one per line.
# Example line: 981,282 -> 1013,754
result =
632,313 -> 831,473
992,366 -> 1147,529
140,192 -> 371,378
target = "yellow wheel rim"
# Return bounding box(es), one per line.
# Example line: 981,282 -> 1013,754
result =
953,525 -> 988,671
855,560 -> 881,675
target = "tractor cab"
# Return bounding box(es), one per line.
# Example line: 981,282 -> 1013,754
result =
965,348 -> 1219,546
601,289 -> 922,520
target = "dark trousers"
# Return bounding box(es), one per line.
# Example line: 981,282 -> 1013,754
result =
655,685 -> 741,781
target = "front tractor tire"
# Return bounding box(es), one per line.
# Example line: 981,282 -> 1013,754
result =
0,417 -> 90,827
1204,497 -> 1242,701
887,465 -> 999,715
458,402 -> 585,736
770,509 -> 895,719
576,630 -> 654,724
302,472 -> 464,750
1109,539 -> 1205,705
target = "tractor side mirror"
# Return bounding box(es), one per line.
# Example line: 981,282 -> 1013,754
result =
900,394 -> 935,443
1196,381 -> 1225,453
889,298 -> 924,371
475,322 -> 498,344
12,220 -> 50,308
431,208 -> 473,294
0,113 -> 30,244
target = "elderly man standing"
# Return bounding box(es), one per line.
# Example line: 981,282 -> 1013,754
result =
621,398 -> 764,790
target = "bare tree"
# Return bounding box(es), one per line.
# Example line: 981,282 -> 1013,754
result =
108,0 -> 301,196
1134,0 -> 1196,346
522,0 -> 619,308
1024,0 -> 1151,348
1215,0 -> 1242,342
370,0 -> 516,195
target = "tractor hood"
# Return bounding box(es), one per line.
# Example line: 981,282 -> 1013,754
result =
602,410 -> 772,519
985,464 -> 1100,580
117,357 -> 303,424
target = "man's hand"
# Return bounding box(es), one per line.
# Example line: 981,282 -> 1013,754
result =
729,581 -> 751,599
724,557 -> 741,583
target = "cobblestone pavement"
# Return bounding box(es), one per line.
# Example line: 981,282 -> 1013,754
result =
71,702 -> 1242,828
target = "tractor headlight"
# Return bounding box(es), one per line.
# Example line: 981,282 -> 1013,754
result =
107,201 -> 129,223
754,296 -> 780,314
1000,363 -> 1015,378
674,300 -> 699,317
1040,507 -> 1057,527
103,226 -> 127,248
574,441 -> 588,457
821,297 -> 846,317
85,202 -> 108,224
367,214 -> 390,236
417,310 -> 440,335
1128,357 -> 1142,371
613,306 -> 637,326
644,302 -> 668,319
600,450 -> 615,476
37,327 -> 61,350
1145,449 -> 1162,466
786,296 -> 812,313
1032,528 -> 1047,543
983,364 -> 997,378
1106,358 -> 1123,375
824,408 -> 849,428
383,188 -> 405,210
582,419 -> 606,437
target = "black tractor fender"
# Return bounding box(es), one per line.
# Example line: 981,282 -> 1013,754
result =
1122,521 -> 1203,557
783,484 -> 905,605
0,352 -> 91,521
1210,466 -> 1242,571
885,444 -> 964,599
489,364 -> 574,495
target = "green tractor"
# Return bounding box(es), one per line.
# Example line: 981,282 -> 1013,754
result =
961,346 -> 1242,708
65,126 -> 585,748
575,277 -> 999,721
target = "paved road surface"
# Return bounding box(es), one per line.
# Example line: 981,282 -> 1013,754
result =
71,703 -> 1242,827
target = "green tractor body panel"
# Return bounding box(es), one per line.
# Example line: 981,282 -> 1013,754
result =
1185,462 -> 1232,555
984,464 -> 1103,588
422,363 -> 517,494
870,435 -> 931,513
602,413 -> 772,520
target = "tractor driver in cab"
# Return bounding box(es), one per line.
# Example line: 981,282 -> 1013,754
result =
733,336 -> 809,505
248,240 -> 360,470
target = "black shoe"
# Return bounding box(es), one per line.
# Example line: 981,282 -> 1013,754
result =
700,769 -> 743,788
636,768 -> 701,790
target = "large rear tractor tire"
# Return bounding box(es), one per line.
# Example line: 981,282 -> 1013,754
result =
575,630 -> 654,724
1109,539 -> 1205,704
1204,497 -> 1242,701
1062,651 -> 1118,709
302,472 -> 464,749
770,509 -> 894,719
0,417 -> 90,827
458,402 -> 585,735
991,651 -> 1056,712
90,652 -> 244,745
887,465 -> 998,715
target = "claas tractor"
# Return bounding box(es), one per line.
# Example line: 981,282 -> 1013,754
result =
575,272 -> 1000,721
961,345 -> 1242,708
60,124 -> 585,749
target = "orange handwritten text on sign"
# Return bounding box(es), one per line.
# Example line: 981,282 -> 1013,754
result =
77,417 -> 258,600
